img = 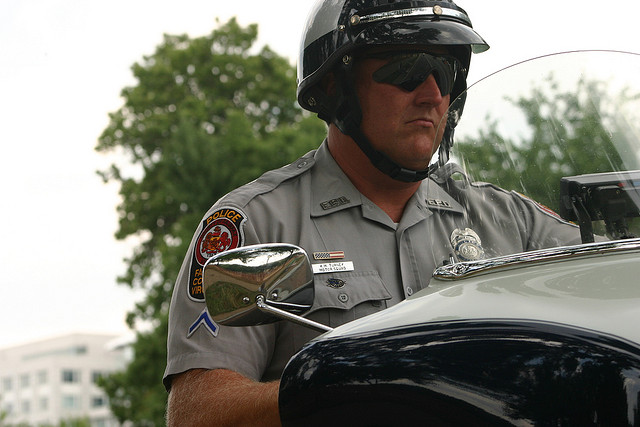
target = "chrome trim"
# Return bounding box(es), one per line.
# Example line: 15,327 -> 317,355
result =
256,296 -> 332,333
351,7 -> 471,26
433,239 -> 640,280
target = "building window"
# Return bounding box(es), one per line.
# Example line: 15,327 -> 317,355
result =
61,369 -> 80,383
91,395 -> 106,408
20,373 -> 29,388
21,400 -> 30,414
37,370 -> 48,385
61,394 -> 80,409
92,370 -> 107,384
39,397 -> 48,411
1,377 -> 11,391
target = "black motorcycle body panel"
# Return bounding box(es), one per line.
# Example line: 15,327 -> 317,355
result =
280,320 -> 640,426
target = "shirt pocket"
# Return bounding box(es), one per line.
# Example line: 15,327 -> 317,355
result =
307,270 -> 392,327
285,271 -> 392,356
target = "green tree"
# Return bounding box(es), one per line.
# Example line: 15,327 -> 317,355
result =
0,396 -> 6,426
456,74 -> 639,212
57,418 -> 91,427
96,18 -> 326,425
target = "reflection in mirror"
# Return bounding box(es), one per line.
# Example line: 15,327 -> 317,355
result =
202,243 -> 317,327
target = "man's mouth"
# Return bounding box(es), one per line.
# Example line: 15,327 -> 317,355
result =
407,117 -> 435,127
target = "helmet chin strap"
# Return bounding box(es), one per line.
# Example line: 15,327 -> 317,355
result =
346,124 -> 434,182
331,62 -> 450,183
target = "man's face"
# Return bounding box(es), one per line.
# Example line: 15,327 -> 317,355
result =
354,47 -> 453,171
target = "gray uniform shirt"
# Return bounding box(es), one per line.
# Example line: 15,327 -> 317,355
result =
163,140 -> 580,389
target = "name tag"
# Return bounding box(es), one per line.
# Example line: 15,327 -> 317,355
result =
312,261 -> 354,274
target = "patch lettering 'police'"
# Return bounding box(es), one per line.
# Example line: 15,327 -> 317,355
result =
188,207 -> 246,301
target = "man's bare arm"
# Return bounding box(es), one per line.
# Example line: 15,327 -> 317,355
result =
166,368 -> 281,426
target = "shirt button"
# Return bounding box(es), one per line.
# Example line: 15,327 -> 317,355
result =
297,160 -> 308,168
338,293 -> 349,303
406,287 -> 414,296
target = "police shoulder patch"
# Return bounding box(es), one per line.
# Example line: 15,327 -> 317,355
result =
188,207 -> 247,301
515,192 -> 564,220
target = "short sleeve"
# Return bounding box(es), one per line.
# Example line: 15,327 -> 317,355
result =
163,205 -> 276,390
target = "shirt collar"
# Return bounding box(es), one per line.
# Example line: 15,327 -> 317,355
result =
310,141 -> 365,217
309,140 -> 465,220
419,178 -> 465,215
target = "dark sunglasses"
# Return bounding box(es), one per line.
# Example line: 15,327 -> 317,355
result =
365,51 -> 460,95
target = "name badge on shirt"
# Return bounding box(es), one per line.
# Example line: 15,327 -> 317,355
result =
312,261 -> 355,274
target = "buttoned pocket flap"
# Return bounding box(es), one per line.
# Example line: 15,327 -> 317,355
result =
308,270 -> 391,313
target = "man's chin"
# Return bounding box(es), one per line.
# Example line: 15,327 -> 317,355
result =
395,152 -> 435,171
377,141 -> 438,171
395,159 -> 432,172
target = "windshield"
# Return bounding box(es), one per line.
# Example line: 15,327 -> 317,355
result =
429,50 -> 640,266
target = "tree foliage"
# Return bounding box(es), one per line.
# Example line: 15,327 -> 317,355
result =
455,74 -> 640,212
96,18 -> 325,425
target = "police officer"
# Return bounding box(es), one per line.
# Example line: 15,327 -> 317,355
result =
164,0 -> 579,424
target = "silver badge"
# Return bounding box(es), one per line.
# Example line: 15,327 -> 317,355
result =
450,228 -> 485,261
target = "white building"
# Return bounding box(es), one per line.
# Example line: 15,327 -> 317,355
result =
0,333 -> 129,426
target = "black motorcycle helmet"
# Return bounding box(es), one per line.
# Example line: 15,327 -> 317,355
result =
297,0 -> 489,182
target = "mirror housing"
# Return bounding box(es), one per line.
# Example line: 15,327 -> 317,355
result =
203,243 -> 330,331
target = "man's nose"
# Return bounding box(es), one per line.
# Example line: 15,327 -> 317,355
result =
414,74 -> 445,105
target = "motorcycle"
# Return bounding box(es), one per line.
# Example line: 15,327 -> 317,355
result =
202,51 -> 640,426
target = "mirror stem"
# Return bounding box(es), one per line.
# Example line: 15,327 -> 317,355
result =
256,295 -> 333,333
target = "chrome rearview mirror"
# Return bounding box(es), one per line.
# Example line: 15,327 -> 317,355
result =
203,243 -> 332,332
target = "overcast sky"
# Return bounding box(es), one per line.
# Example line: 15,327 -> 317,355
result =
1,0 -> 639,349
